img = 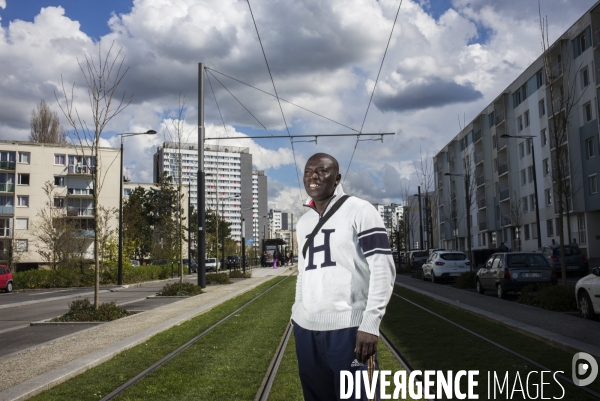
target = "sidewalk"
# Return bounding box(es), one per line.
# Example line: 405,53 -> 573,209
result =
396,274 -> 600,359
0,266 -> 295,401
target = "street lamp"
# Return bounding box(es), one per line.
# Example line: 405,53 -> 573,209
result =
501,134 -> 542,249
413,186 -> 424,250
118,130 -> 157,286
445,172 -> 473,269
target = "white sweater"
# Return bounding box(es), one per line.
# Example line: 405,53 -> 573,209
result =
291,185 -> 396,336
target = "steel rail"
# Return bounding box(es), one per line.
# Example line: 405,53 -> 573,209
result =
254,322 -> 293,401
99,274 -> 293,401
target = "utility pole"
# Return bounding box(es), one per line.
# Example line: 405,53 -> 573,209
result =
290,213 -> 294,258
242,216 -> 246,274
197,63 -> 206,288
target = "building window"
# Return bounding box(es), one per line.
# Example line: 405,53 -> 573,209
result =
518,116 -> 523,132
539,100 -> 545,117
543,159 -> 549,176
522,197 -> 528,212
589,174 -> 598,195
519,143 -> 525,158
488,113 -> 495,127
15,239 -> 28,252
547,219 -> 554,237
18,152 -> 30,164
17,195 -> 29,207
53,197 -> 65,208
524,110 -> 530,127
524,224 -> 530,241
579,32 -> 588,53
581,67 -> 590,88
586,137 -> 595,159
17,173 -> 30,185
492,135 -> 497,149
545,189 -> 552,206
521,170 -> 527,186
526,139 -> 532,155
536,70 -> 544,88
54,154 -> 66,165
541,129 -> 547,147
530,195 -> 536,210
527,166 -> 533,183
54,176 -> 65,187
584,102 -> 592,122
15,218 -> 28,230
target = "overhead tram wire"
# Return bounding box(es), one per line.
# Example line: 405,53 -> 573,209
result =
343,0 -> 404,185
205,67 -> 360,133
246,0 -> 303,200
207,69 -> 274,136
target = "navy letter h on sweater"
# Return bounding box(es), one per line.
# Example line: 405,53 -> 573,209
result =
305,229 -> 337,270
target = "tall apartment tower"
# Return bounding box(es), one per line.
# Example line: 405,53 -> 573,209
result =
252,170 -> 268,245
434,3 -> 600,258
154,142 -> 266,242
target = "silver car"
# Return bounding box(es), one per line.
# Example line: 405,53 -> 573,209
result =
476,252 -> 556,299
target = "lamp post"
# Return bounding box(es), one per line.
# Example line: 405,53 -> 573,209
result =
501,134 -> 542,249
445,172 -> 473,270
415,186 -> 424,250
118,130 -> 156,286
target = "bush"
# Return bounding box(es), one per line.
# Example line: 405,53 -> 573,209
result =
454,271 -> 477,289
206,273 -> 231,285
51,299 -> 133,322
229,270 -> 252,279
517,284 -> 577,312
14,268 -> 95,290
157,282 -> 204,296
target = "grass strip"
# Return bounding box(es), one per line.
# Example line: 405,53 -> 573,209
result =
30,276 -> 288,401
268,333 -> 418,400
112,275 -> 297,400
382,286 -> 598,400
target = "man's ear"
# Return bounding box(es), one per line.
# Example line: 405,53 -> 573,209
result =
336,174 -> 341,185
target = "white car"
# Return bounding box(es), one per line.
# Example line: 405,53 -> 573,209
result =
422,251 -> 471,283
205,258 -> 219,272
575,267 -> 600,320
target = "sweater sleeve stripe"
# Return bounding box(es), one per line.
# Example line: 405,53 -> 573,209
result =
364,248 -> 393,257
358,227 -> 387,237
359,232 -> 390,254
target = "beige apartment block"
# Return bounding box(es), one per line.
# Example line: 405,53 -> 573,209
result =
0,140 -> 121,268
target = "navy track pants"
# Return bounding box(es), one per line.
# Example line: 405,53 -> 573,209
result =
293,322 -> 380,401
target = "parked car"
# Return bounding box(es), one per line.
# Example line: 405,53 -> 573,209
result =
183,258 -> 198,273
422,251 -> 470,283
476,252 -> 556,299
130,260 -> 140,267
575,267 -> 600,320
407,250 -> 428,269
227,255 -> 240,269
205,258 -> 218,272
150,259 -> 168,266
428,248 -> 446,256
537,246 -> 589,276
0,264 -> 13,293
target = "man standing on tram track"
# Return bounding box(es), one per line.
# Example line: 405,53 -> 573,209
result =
291,152 -> 396,401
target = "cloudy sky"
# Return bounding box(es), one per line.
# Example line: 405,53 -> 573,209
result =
0,0 -> 596,217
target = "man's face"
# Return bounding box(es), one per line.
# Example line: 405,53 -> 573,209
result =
303,155 -> 340,202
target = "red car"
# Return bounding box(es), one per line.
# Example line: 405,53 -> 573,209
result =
0,264 -> 13,293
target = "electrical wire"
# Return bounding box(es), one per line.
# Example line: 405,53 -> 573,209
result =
246,0 -> 303,200
205,67 -> 360,133
343,0 -> 403,184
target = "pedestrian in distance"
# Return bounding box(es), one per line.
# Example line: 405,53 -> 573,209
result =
292,153 -> 396,401
551,239 -> 558,248
499,242 -> 509,252
571,238 -> 579,248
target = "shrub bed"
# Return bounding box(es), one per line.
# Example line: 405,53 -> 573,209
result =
229,270 -> 252,279
517,284 -> 577,312
454,271 -> 477,289
206,273 -> 231,285
51,299 -> 133,322
157,282 -> 204,296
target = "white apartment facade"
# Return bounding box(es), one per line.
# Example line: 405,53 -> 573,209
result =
434,3 -> 600,258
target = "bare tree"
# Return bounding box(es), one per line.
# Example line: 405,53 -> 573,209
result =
510,192 -> 524,251
97,205 -> 118,272
539,4 -> 587,284
30,99 -> 68,144
162,95 -> 194,282
56,42 -> 132,308
414,150 -> 437,249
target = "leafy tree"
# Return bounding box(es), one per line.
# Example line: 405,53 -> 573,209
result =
30,99 -> 67,144
123,186 -> 152,263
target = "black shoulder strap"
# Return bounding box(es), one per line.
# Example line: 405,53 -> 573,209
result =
302,195 -> 350,259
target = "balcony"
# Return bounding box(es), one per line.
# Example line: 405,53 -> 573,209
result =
451,191 -> 457,200
501,214 -> 512,227
67,188 -> 93,196
0,206 -> 14,215
67,165 -> 95,175
549,63 -> 563,81
0,183 -> 14,193
494,110 -> 506,126
477,197 -> 486,209
437,180 -> 443,190
451,211 -> 457,219
475,151 -> 484,165
67,207 -> 94,217
497,136 -> 507,150
476,175 -> 485,187
0,161 -> 16,171
0,227 -> 10,237
498,162 -> 509,176
448,154 -> 455,164
500,189 -> 510,201
473,130 -> 482,143
479,221 -> 488,231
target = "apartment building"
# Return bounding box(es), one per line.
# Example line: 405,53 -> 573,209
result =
0,141 -> 120,267
252,170 -> 268,246
153,143 -> 268,242
434,3 -> 600,258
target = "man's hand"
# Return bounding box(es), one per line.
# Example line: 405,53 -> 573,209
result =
354,331 -> 378,364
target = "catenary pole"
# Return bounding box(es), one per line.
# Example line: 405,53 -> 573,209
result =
417,186 -> 423,250
198,63 -> 206,288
